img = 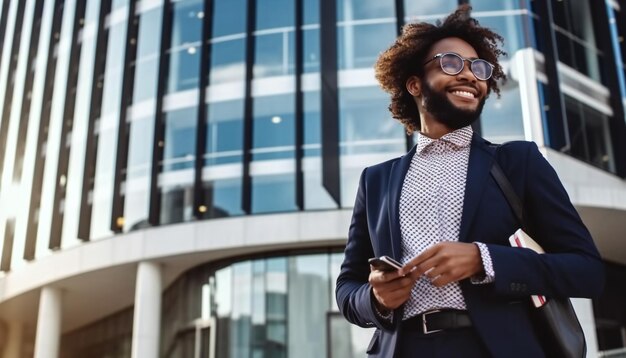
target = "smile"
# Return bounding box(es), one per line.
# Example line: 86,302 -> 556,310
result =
450,90 -> 476,99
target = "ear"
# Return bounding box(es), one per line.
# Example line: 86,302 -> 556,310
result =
406,76 -> 421,97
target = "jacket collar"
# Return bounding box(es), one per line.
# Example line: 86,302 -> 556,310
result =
386,133 -> 495,259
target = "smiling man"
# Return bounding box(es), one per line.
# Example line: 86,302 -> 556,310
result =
335,5 -> 604,358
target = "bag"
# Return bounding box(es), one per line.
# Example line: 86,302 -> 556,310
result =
490,152 -> 586,358
532,298 -> 586,358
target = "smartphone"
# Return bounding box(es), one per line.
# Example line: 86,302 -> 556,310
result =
368,255 -> 403,272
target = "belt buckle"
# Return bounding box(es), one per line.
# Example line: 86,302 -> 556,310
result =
422,309 -> 443,335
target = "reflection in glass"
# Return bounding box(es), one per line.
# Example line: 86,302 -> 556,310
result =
153,99 -> 191,241
167,0 -> 203,93
266,258 -> 287,357
201,0 -> 248,219
303,27 -> 320,73
550,0 -> 602,82
481,86 -> 525,143
470,0 -> 522,11
329,252 -> 344,311
162,107 -> 197,172
403,1 -> 458,20
328,313 -> 372,358
251,260 -> 267,357
254,32 -> 295,77
336,0 -> 404,208
212,0 -> 247,37
252,94 -> 297,213
231,262 -> 252,358
165,252 -> 372,357
251,0 -> 297,214
339,87 -> 405,156
337,0 -> 394,20
303,90 -> 336,210
304,0 -> 319,24
338,23 -> 395,70
61,0 -> 102,246
124,116 -> 155,230
203,99 -> 244,218
91,2 -> 129,239
287,255 -> 329,358
210,38 -> 247,84
564,96 -> 613,171
257,0 -> 294,30
473,12 -> 526,55
215,266 -> 233,357
124,5 -> 163,231
338,86 -> 405,206
337,0 -> 395,69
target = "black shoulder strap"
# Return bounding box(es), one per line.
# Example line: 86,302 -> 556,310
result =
490,147 -> 524,228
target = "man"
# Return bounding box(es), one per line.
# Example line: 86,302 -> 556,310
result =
335,5 -> 604,358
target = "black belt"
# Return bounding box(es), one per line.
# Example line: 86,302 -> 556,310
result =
402,310 -> 472,335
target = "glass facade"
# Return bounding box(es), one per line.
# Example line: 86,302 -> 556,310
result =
60,307 -> 133,358
160,251 -> 373,358
122,1 -> 165,231
90,0 -> 131,239
2,0 -> 616,254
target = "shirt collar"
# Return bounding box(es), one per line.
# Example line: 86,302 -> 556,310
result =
416,125 -> 473,154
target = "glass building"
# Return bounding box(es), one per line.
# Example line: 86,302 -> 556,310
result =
0,0 -> 624,356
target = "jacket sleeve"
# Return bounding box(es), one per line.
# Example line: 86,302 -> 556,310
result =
486,142 -> 605,299
335,168 -> 394,331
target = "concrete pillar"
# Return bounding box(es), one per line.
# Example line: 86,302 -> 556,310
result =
131,261 -> 162,358
34,286 -> 62,358
2,321 -> 23,358
571,298 -> 600,358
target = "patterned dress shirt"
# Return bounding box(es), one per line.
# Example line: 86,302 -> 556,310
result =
399,125 -> 494,320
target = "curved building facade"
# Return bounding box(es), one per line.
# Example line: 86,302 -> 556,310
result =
0,0 -> 625,357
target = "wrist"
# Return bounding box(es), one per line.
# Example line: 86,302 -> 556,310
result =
370,289 -> 391,315
375,298 -> 391,314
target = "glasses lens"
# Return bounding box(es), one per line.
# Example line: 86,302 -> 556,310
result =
471,59 -> 493,80
440,53 -> 463,75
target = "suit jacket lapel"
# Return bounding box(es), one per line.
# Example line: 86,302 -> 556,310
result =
387,145 -> 416,260
458,134 -> 496,243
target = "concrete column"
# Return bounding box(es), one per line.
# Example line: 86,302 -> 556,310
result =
34,286 -> 62,358
571,298 -> 600,358
131,261 -> 162,358
2,321 -> 23,358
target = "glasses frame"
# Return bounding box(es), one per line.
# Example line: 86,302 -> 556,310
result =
423,52 -> 494,81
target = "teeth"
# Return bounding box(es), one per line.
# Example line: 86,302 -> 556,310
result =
452,90 -> 474,98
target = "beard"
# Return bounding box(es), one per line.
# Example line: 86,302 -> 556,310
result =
420,80 -> 486,130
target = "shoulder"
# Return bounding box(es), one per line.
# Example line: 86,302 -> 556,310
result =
498,140 -> 538,152
366,156 -> 402,172
490,140 -> 541,163
361,150 -> 408,180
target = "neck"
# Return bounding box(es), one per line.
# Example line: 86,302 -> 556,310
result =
419,114 -> 453,139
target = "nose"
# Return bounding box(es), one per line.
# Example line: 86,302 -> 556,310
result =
457,60 -> 476,82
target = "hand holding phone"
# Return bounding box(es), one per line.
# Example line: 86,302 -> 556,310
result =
368,255 -> 403,272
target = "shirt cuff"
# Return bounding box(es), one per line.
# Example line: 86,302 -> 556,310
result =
471,242 -> 495,284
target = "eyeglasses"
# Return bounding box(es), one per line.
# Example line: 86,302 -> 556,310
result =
423,52 -> 494,81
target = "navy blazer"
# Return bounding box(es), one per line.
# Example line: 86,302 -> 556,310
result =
335,134 -> 604,358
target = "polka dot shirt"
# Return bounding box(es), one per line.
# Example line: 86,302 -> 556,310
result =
399,126 -> 494,320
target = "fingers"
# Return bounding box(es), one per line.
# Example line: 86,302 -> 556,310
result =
371,276 -> 417,310
369,271 -> 415,291
368,266 -> 402,283
399,245 -> 439,276
369,267 -> 421,310
400,242 -> 483,286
